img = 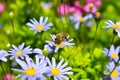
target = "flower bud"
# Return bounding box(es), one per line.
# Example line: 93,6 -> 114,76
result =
89,3 -> 94,10
9,11 -> 14,19
43,49 -> 49,56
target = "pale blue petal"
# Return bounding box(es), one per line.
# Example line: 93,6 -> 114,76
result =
61,67 -> 72,72
0,57 -> 7,62
75,22 -> 80,30
43,17 -> 48,25
57,59 -> 64,68
18,43 -> 25,50
21,75 -> 27,80
16,58 -> 27,69
39,16 -> 44,25
52,57 -> 56,67
59,62 -> 68,69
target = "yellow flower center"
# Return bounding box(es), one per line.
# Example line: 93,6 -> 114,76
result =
114,24 -> 120,29
36,25 -> 44,31
56,42 -> 64,47
16,51 -> 22,56
111,70 -> 119,78
25,68 -> 36,76
51,68 -> 60,76
78,17 -> 84,22
96,12 -> 101,19
111,52 -> 117,59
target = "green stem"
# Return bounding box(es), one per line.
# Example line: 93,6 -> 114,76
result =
58,0 -> 65,32
80,24 -> 85,44
0,62 -> 7,80
57,49 -> 62,62
8,57 -> 11,79
92,22 -> 99,54
10,18 -> 17,45
58,52 -> 60,62
110,31 -> 116,45
107,30 -> 116,56
40,32 -> 43,48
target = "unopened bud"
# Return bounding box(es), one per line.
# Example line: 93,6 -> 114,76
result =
43,49 -> 49,56
89,3 -> 94,10
9,11 -> 14,19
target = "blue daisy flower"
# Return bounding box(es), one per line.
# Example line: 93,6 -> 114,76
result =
46,34 -> 74,53
12,55 -> 48,80
26,16 -> 53,33
9,43 -> 32,60
106,62 -> 120,80
46,57 -> 73,80
104,20 -> 120,37
0,50 -> 9,62
70,14 -> 93,30
103,45 -> 120,62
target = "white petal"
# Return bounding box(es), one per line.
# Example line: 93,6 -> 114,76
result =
39,16 -> 44,25
46,57 -> 52,66
16,58 -> 27,69
0,57 -> 7,62
43,17 -> 48,25
52,57 -> 56,67
59,62 -> 68,69
75,22 -> 80,30
12,45 -> 18,51
61,67 -> 72,72
21,75 -> 27,80
55,47 -> 59,53
18,43 -> 25,50
57,59 -> 64,68
60,75 -> 69,80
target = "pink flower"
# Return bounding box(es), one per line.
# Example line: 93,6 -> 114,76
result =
57,3 -> 70,16
83,0 -> 101,13
85,0 -> 101,6
57,1 -> 82,16
70,0 -> 82,16
0,3 -> 5,13
3,73 -> 14,80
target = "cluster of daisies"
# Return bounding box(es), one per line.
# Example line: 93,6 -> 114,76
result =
101,20 -> 120,80
103,45 -> 120,80
0,16 -> 74,80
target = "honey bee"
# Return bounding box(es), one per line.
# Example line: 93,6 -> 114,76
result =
55,32 -> 69,44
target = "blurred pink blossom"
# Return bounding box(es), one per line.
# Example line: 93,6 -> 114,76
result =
85,0 -> 101,6
57,1 -> 82,16
83,0 -> 101,13
3,73 -> 14,80
57,3 -> 70,16
70,0 -> 82,16
0,3 -> 5,13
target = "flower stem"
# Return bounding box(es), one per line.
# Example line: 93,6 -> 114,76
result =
92,22 -> 99,54
0,62 -> 7,80
40,32 -> 43,48
57,49 -> 62,62
110,30 -> 116,45
58,51 -> 60,61
58,0 -> 65,31
106,30 -> 116,56
10,18 -> 17,45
